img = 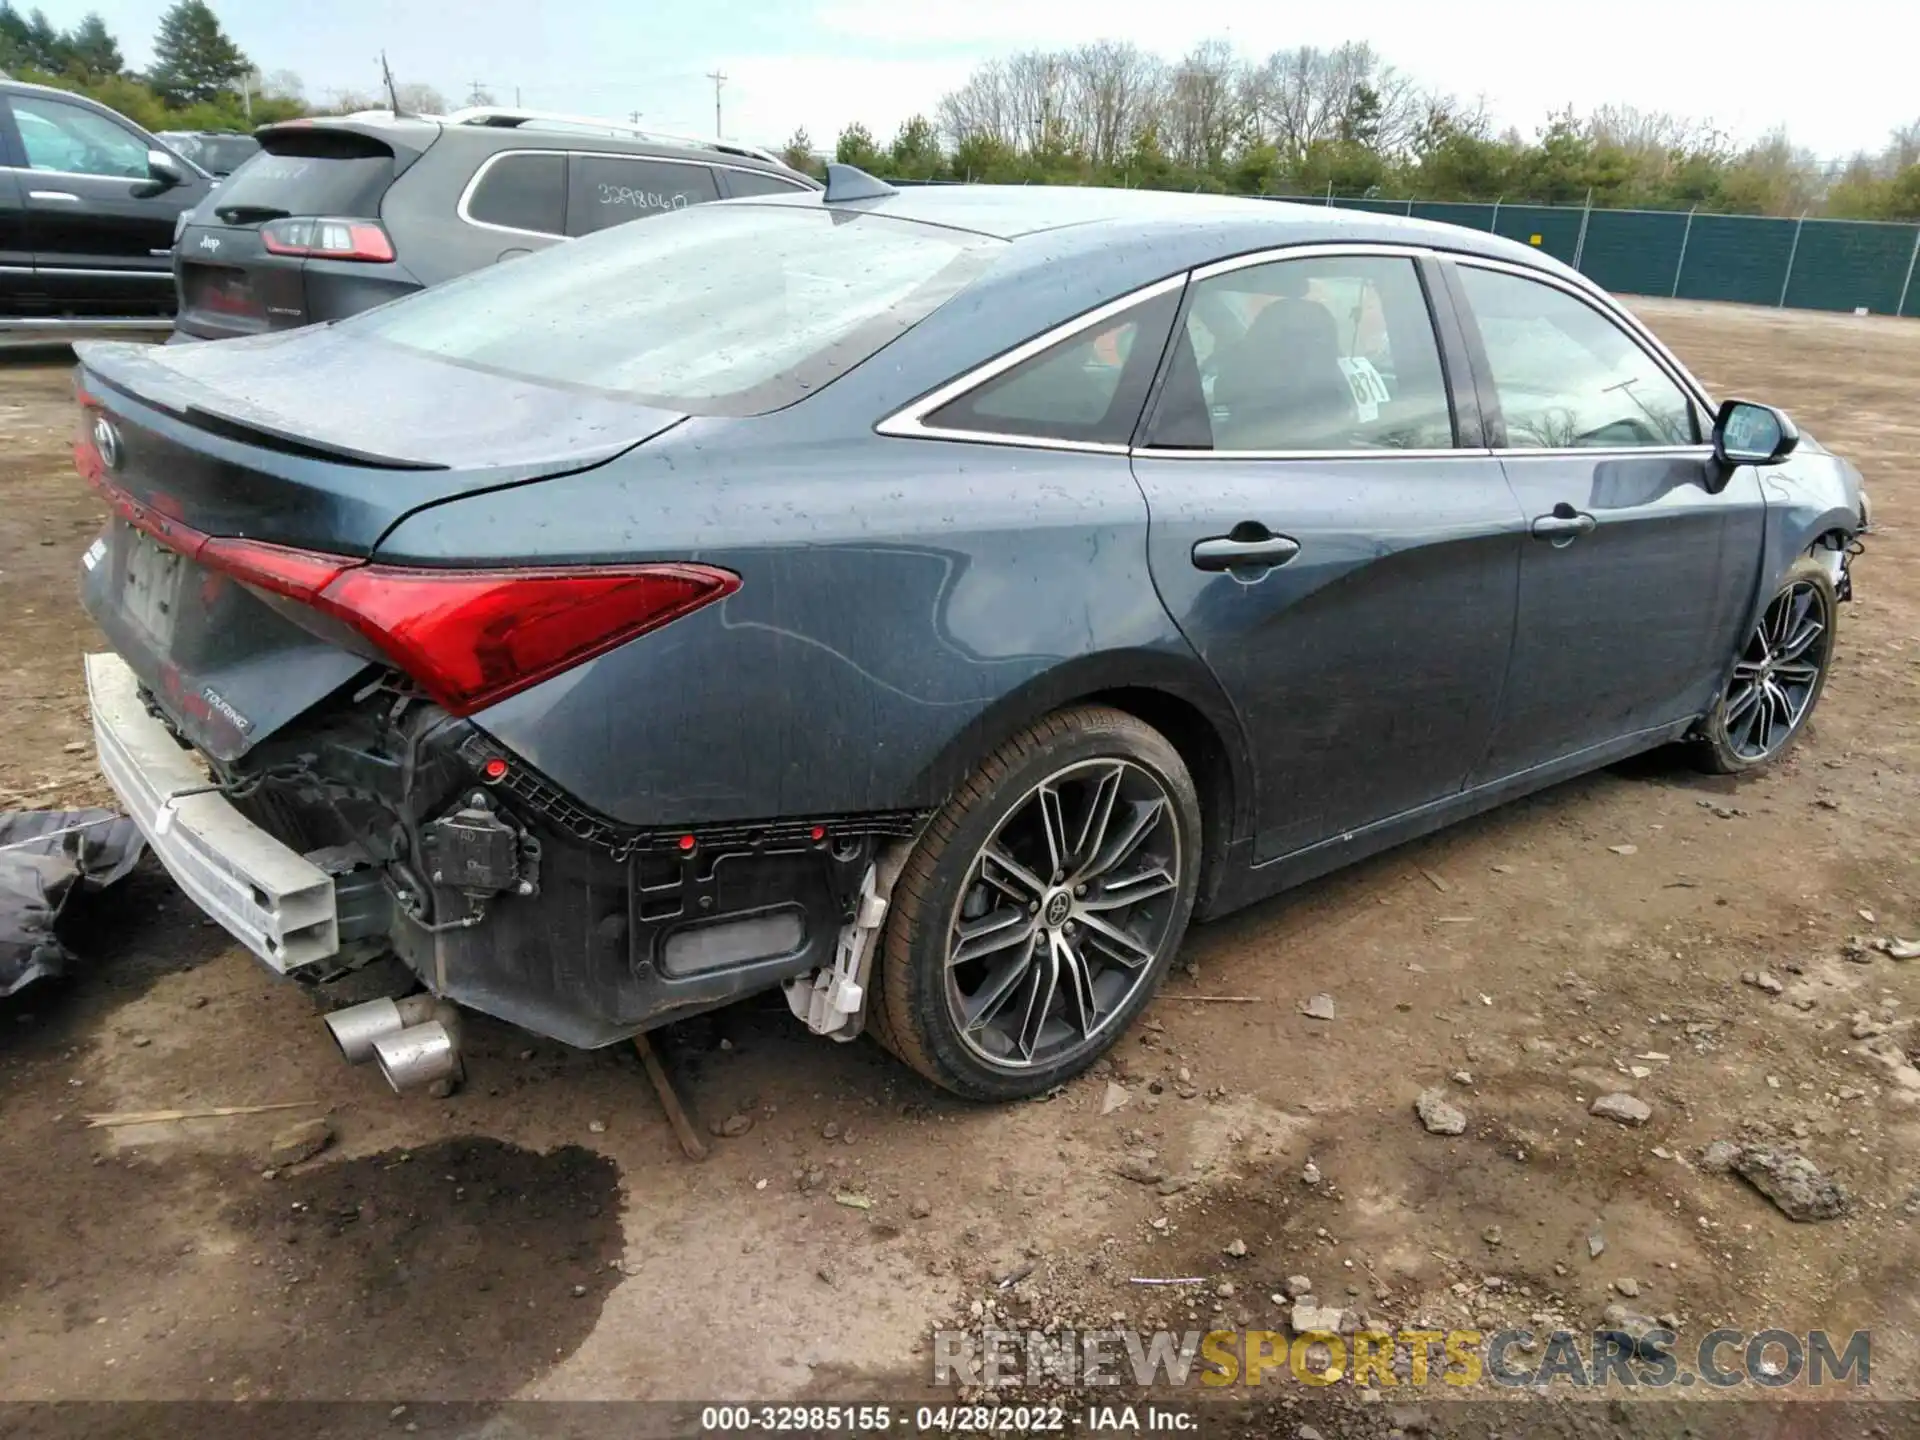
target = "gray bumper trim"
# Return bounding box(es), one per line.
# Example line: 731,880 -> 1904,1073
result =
85,652 -> 338,971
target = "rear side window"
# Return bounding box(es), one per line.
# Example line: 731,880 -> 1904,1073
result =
348,203 -> 1003,415
214,133 -> 396,218
722,168 -> 812,198
567,156 -> 719,236
465,152 -> 566,236
924,290 -> 1180,445
1149,254 -> 1454,451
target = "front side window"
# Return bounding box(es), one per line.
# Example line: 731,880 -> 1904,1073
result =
1456,265 -> 1697,449
348,203 -> 1003,415
11,95 -> 150,178
920,290 -> 1178,445
1148,254 -> 1455,452
566,156 -> 719,236
466,152 -> 567,236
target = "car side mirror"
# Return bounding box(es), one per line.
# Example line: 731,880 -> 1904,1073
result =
1713,399 -> 1798,467
145,148 -> 186,190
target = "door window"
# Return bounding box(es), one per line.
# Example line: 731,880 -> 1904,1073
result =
722,168 -> 813,197
922,290 -> 1179,445
465,152 -> 567,235
566,156 -> 719,236
1148,254 -> 1455,451
1455,265 -> 1697,449
11,95 -> 151,179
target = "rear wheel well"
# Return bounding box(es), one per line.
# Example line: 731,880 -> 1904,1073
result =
1084,686 -> 1237,916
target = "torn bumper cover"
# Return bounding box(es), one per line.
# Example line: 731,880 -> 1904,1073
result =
85,651 -> 338,972
0,807 -> 144,997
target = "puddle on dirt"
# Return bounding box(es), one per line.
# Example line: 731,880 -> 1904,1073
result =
218,1136 -> 624,1396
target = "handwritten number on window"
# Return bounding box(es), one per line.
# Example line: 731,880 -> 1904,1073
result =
596,183 -> 691,211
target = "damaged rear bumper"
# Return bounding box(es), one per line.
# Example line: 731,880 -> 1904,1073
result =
86,649 -> 925,1050
85,651 -> 340,970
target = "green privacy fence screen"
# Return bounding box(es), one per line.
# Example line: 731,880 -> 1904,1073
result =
1279,195 -> 1920,318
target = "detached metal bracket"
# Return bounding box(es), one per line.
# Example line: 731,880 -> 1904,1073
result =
784,840 -> 911,1042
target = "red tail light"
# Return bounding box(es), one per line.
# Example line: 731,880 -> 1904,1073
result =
193,536 -> 736,715
321,564 -> 738,714
260,217 -> 396,262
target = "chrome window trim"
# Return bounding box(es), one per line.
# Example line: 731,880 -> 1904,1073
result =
1447,252 -> 1717,417
874,273 -> 1189,453
1135,446 -> 1492,462
1189,239 -> 1438,280
875,240 -> 1708,460
1491,444 -> 1714,460
2,162 -> 153,184
456,147 -> 809,241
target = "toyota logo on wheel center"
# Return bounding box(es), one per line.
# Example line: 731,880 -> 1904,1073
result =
1044,890 -> 1073,927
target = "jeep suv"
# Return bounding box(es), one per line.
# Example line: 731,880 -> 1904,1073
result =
173,107 -> 821,341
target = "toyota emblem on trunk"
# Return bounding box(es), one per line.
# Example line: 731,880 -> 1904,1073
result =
92,416 -> 121,470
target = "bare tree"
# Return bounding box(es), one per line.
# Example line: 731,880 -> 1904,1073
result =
394,81 -> 447,115
1063,41 -> 1164,168
938,58 -> 1023,150
1243,43 -> 1421,159
1163,38 -> 1241,167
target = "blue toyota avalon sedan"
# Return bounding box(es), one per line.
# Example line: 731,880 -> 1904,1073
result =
73,169 -> 1867,1099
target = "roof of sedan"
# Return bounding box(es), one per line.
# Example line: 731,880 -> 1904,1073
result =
794,180 -> 1569,277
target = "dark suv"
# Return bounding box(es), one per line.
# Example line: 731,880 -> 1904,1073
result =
173,107 -> 821,341
1,77 -> 212,342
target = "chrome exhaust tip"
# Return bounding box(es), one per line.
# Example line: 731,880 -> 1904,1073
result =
371,1014 -> 461,1094
324,993 -> 438,1065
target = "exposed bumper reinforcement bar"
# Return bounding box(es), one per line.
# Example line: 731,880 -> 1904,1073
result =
84,651 -> 339,972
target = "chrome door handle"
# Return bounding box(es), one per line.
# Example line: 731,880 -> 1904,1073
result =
28,190 -> 81,202
1530,507 -> 1597,544
1191,533 -> 1301,572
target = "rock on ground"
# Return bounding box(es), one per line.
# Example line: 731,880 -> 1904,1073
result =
1733,1146 -> 1851,1221
1589,1093 -> 1652,1126
266,1117 -> 333,1168
1415,1088 -> 1467,1135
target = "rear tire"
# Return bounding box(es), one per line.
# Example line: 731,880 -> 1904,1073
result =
872,705 -> 1201,1101
1694,556 -> 1836,774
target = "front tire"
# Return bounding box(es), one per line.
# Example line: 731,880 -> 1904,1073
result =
873,705 -> 1201,1101
1694,556 -> 1837,774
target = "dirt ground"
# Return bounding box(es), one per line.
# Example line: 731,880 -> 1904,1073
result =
2,300 -> 1917,1430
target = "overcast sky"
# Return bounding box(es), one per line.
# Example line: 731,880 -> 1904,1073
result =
67,0 -> 1919,159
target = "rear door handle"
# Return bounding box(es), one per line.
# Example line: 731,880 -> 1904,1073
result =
1191,532 -> 1301,573
1530,505 -> 1597,545
28,190 -> 81,203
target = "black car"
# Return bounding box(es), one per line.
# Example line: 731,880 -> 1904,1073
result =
155,129 -> 261,177
172,107 -> 821,341
0,78 -> 212,341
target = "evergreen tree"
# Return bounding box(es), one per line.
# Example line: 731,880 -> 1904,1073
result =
62,14 -> 123,79
147,0 -> 248,106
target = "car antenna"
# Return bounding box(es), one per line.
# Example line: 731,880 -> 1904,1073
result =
822,164 -> 897,203
380,50 -> 407,117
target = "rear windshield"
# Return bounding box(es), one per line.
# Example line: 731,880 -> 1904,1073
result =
343,203 -> 1005,415
213,133 -> 396,218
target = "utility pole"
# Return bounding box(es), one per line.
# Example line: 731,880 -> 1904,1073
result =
466,78 -> 489,106
629,110 -> 641,124
706,68 -> 726,137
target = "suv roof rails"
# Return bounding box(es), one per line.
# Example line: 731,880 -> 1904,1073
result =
441,106 -> 787,169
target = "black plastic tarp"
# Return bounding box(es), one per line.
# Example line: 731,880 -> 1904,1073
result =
0,809 -> 145,997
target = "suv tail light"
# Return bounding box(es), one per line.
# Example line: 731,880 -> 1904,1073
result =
186,536 -> 737,714
260,216 -> 396,262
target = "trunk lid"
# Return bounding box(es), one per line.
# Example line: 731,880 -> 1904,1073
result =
76,331 -> 688,760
